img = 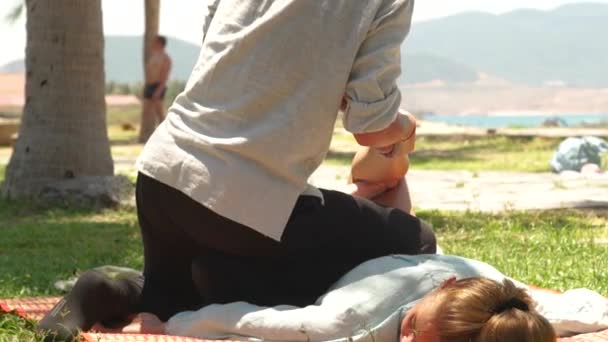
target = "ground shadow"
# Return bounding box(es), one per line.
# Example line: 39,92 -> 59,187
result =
410,149 -> 481,164
110,139 -> 140,146
571,200 -> 608,210
0,202 -> 142,298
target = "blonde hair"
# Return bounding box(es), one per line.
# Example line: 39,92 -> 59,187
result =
434,278 -> 556,342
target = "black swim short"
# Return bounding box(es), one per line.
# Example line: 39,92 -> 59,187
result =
143,82 -> 166,100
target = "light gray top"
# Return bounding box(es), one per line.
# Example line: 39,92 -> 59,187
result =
165,254 -> 608,341
164,255 -> 514,341
136,0 -> 414,240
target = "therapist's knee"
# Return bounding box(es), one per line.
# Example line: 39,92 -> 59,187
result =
419,220 -> 437,254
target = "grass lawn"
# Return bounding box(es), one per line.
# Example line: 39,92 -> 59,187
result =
327,131 -> 562,172
107,105 -> 141,145
420,210 -> 608,293
1,206 -> 605,297
412,136 -> 561,172
0,200 -> 607,339
0,202 -> 142,341
107,106 -> 141,127
108,125 -> 139,145
0,203 -> 142,299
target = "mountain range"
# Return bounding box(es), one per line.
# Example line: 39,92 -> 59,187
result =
2,3 -> 607,87
0,36 -> 199,84
402,2 -> 608,87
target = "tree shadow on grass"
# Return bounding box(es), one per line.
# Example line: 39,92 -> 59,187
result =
325,136 -> 531,166
325,150 -> 354,165
0,200 -> 126,227
325,146 -> 482,165
418,208 -> 608,236
110,138 -> 140,146
571,200 -> 608,211
0,201 -> 142,298
410,149 -> 482,165
0,112 -> 20,120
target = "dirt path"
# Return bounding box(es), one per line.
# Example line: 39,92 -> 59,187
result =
310,165 -> 608,212
1,146 -> 606,212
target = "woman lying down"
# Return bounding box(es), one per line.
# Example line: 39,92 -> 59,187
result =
41,254 -> 608,342
40,135 -> 608,341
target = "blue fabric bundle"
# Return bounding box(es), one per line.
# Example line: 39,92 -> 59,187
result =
550,137 -> 608,173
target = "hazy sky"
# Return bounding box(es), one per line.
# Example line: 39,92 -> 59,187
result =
1,0 -> 607,66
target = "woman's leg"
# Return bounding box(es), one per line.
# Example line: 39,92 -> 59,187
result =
39,172 -> 283,339
136,173 -> 282,319
38,173 -> 206,339
274,189 -> 436,306
371,177 -> 414,215
136,215 -> 202,321
138,168 -> 433,311
189,186 -> 436,308
135,174 -> 206,321
137,171 -> 434,312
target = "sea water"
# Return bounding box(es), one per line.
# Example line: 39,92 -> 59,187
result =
423,113 -> 608,128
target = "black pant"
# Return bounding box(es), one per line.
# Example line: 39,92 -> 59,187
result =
143,82 -> 166,100
136,173 -> 436,321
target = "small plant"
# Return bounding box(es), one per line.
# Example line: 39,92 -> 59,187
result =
503,201 -> 516,212
0,312 -> 54,342
553,180 -> 567,190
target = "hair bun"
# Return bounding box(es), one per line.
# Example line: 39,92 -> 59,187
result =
493,297 -> 529,313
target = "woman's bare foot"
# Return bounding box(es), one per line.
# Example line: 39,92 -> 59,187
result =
92,313 -> 166,335
370,178 -> 414,215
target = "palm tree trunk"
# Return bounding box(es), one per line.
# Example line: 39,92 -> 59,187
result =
139,0 -> 161,143
1,0 -> 113,199
144,0 -> 160,65
139,0 -> 160,143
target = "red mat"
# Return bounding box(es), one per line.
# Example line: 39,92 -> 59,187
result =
2,296 -> 608,341
0,297 -> 229,342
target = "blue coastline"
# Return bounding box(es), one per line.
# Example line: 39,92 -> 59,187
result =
423,113 -> 608,128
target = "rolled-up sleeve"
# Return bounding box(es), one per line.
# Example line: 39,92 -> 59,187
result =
343,0 -> 414,134
202,0 -> 221,42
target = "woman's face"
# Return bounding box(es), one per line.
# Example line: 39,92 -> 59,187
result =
400,292 -> 442,342
400,277 -> 456,342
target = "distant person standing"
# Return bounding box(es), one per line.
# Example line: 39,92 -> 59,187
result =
139,35 -> 172,143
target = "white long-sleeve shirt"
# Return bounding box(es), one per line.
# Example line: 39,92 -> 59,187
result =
137,0 -> 415,241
